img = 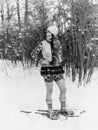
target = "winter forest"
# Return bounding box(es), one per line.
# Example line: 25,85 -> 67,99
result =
1,0 -> 98,130
0,0 -> 98,85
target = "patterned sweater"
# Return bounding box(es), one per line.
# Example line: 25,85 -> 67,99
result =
31,40 -> 62,66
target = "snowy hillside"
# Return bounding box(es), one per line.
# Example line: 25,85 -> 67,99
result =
0,60 -> 98,130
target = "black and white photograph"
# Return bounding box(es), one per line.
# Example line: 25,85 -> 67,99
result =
0,0 -> 98,130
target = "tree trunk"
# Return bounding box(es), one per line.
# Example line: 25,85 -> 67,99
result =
16,0 -> 21,27
24,0 -> 28,29
0,4 -> 4,31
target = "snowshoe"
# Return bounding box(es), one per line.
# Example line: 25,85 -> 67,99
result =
48,110 -> 59,120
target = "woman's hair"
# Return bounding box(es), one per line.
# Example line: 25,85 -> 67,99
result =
50,34 -> 55,65
50,34 -> 54,49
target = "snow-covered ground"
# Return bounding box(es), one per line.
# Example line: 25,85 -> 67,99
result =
0,60 -> 98,130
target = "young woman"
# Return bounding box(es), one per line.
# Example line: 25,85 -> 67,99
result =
31,26 -> 68,120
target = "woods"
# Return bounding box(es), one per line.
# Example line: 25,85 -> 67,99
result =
0,0 -> 98,85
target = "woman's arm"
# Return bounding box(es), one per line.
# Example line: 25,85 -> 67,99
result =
31,42 -> 42,62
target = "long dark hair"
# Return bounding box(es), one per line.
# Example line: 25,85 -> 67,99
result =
50,34 -> 56,65
50,34 -> 55,50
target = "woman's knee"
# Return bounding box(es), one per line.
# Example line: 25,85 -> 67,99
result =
45,82 -> 53,95
57,80 -> 66,93
46,88 -> 53,104
46,89 -> 53,98
60,86 -> 66,94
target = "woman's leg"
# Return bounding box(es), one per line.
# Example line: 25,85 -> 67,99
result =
56,78 -> 67,110
45,81 -> 53,111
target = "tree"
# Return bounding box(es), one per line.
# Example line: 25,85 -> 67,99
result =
24,0 -> 28,29
16,0 -> 21,28
58,0 -> 98,85
0,0 -> 97,85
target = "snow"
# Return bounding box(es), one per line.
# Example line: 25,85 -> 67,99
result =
0,60 -> 98,130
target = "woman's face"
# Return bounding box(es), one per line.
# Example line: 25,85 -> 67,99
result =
46,31 -> 52,42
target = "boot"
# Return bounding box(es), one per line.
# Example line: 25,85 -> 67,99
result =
59,101 -> 68,116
